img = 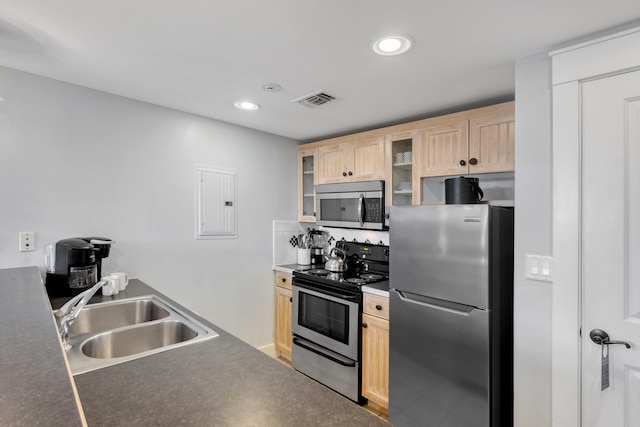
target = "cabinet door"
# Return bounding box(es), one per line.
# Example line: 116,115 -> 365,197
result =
318,143 -> 349,184
468,112 -> 515,174
419,121 -> 469,177
275,285 -> 293,359
298,148 -> 317,222
362,313 -> 389,409
386,131 -> 420,209
349,137 -> 385,181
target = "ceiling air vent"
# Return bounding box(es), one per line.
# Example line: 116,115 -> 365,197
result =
292,90 -> 336,108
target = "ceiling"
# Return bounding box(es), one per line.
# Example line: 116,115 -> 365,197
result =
1,1 -> 640,142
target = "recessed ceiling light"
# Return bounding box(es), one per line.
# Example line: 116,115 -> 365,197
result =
372,34 -> 413,56
234,101 -> 260,111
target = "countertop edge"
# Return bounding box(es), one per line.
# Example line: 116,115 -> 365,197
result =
362,283 -> 390,298
273,264 -> 295,274
0,266 -> 85,426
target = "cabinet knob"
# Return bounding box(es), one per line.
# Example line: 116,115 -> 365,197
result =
362,323 -> 368,328
343,172 -> 347,177
289,297 -> 292,303
459,160 -> 466,166
375,304 -> 383,311
281,278 -> 286,283
348,171 -> 353,176
469,157 -> 478,165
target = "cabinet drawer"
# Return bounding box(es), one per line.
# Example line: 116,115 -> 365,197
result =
275,273 -> 292,290
363,293 -> 389,319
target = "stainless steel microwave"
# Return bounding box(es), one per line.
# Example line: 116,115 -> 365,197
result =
315,181 -> 386,230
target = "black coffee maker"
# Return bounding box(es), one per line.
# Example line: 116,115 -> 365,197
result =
45,237 -> 113,297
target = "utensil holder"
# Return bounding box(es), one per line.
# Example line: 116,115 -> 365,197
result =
297,248 -> 311,265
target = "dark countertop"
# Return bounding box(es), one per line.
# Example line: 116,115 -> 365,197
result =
0,267 -> 84,426
17,269 -> 389,426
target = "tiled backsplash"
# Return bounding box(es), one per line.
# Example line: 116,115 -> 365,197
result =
273,221 -> 307,265
273,220 -> 389,266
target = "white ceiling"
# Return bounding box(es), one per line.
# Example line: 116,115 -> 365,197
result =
1,1 -> 640,142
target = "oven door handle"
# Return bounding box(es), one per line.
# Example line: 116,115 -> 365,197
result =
293,337 -> 356,367
293,281 -> 360,302
358,193 -> 365,228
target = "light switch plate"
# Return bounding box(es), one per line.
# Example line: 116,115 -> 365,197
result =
525,254 -> 553,282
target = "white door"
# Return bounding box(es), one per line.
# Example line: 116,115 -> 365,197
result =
581,69 -> 640,426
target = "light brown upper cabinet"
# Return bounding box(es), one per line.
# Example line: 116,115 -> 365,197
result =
468,112 -> 515,174
317,137 -> 385,184
385,130 -> 421,208
300,101 -> 514,208
298,148 -> 317,222
418,103 -> 515,178
418,121 -> 469,178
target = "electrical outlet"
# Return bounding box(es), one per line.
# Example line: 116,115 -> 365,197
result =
19,231 -> 35,252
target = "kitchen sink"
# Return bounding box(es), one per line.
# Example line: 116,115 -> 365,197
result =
82,320 -> 198,359
61,295 -> 218,375
68,298 -> 171,334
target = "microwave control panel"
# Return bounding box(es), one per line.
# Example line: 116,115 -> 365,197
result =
364,199 -> 382,221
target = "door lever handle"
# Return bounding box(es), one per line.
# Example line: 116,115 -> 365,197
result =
605,340 -> 631,348
590,329 -> 631,348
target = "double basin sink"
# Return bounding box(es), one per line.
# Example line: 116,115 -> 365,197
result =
56,295 -> 218,375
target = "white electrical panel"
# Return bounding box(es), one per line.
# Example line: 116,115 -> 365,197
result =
195,165 -> 237,239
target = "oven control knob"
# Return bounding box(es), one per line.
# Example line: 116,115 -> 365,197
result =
384,249 -> 389,257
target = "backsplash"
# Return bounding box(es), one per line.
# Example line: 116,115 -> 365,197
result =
273,220 -> 389,266
273,221 -> 307,265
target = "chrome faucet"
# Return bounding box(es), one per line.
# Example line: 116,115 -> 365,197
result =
54,280 -> 105,350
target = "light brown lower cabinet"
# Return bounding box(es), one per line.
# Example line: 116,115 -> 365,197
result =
274,273 -> 292,360
362,293 -> 389,410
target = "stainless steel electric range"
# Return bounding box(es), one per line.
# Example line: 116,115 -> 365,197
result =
291,239 -> 389,403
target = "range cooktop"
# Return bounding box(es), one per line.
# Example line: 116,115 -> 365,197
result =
293,240 -> 389,291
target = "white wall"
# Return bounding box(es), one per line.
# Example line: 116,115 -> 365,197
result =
513,53 -> 553,427
0,66 -> 298,347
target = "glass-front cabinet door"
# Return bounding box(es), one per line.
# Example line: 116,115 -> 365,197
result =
385,130 -> 420,212
298,148 -> 317,222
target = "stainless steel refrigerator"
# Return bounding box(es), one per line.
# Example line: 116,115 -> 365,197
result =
389,205 -> 514,427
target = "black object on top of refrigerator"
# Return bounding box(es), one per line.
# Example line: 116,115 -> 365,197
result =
389,204 -> 514,427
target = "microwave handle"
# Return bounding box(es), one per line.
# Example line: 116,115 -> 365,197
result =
358,193 -> 364,227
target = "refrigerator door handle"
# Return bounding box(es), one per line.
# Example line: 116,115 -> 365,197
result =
396,290 -> 477,316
